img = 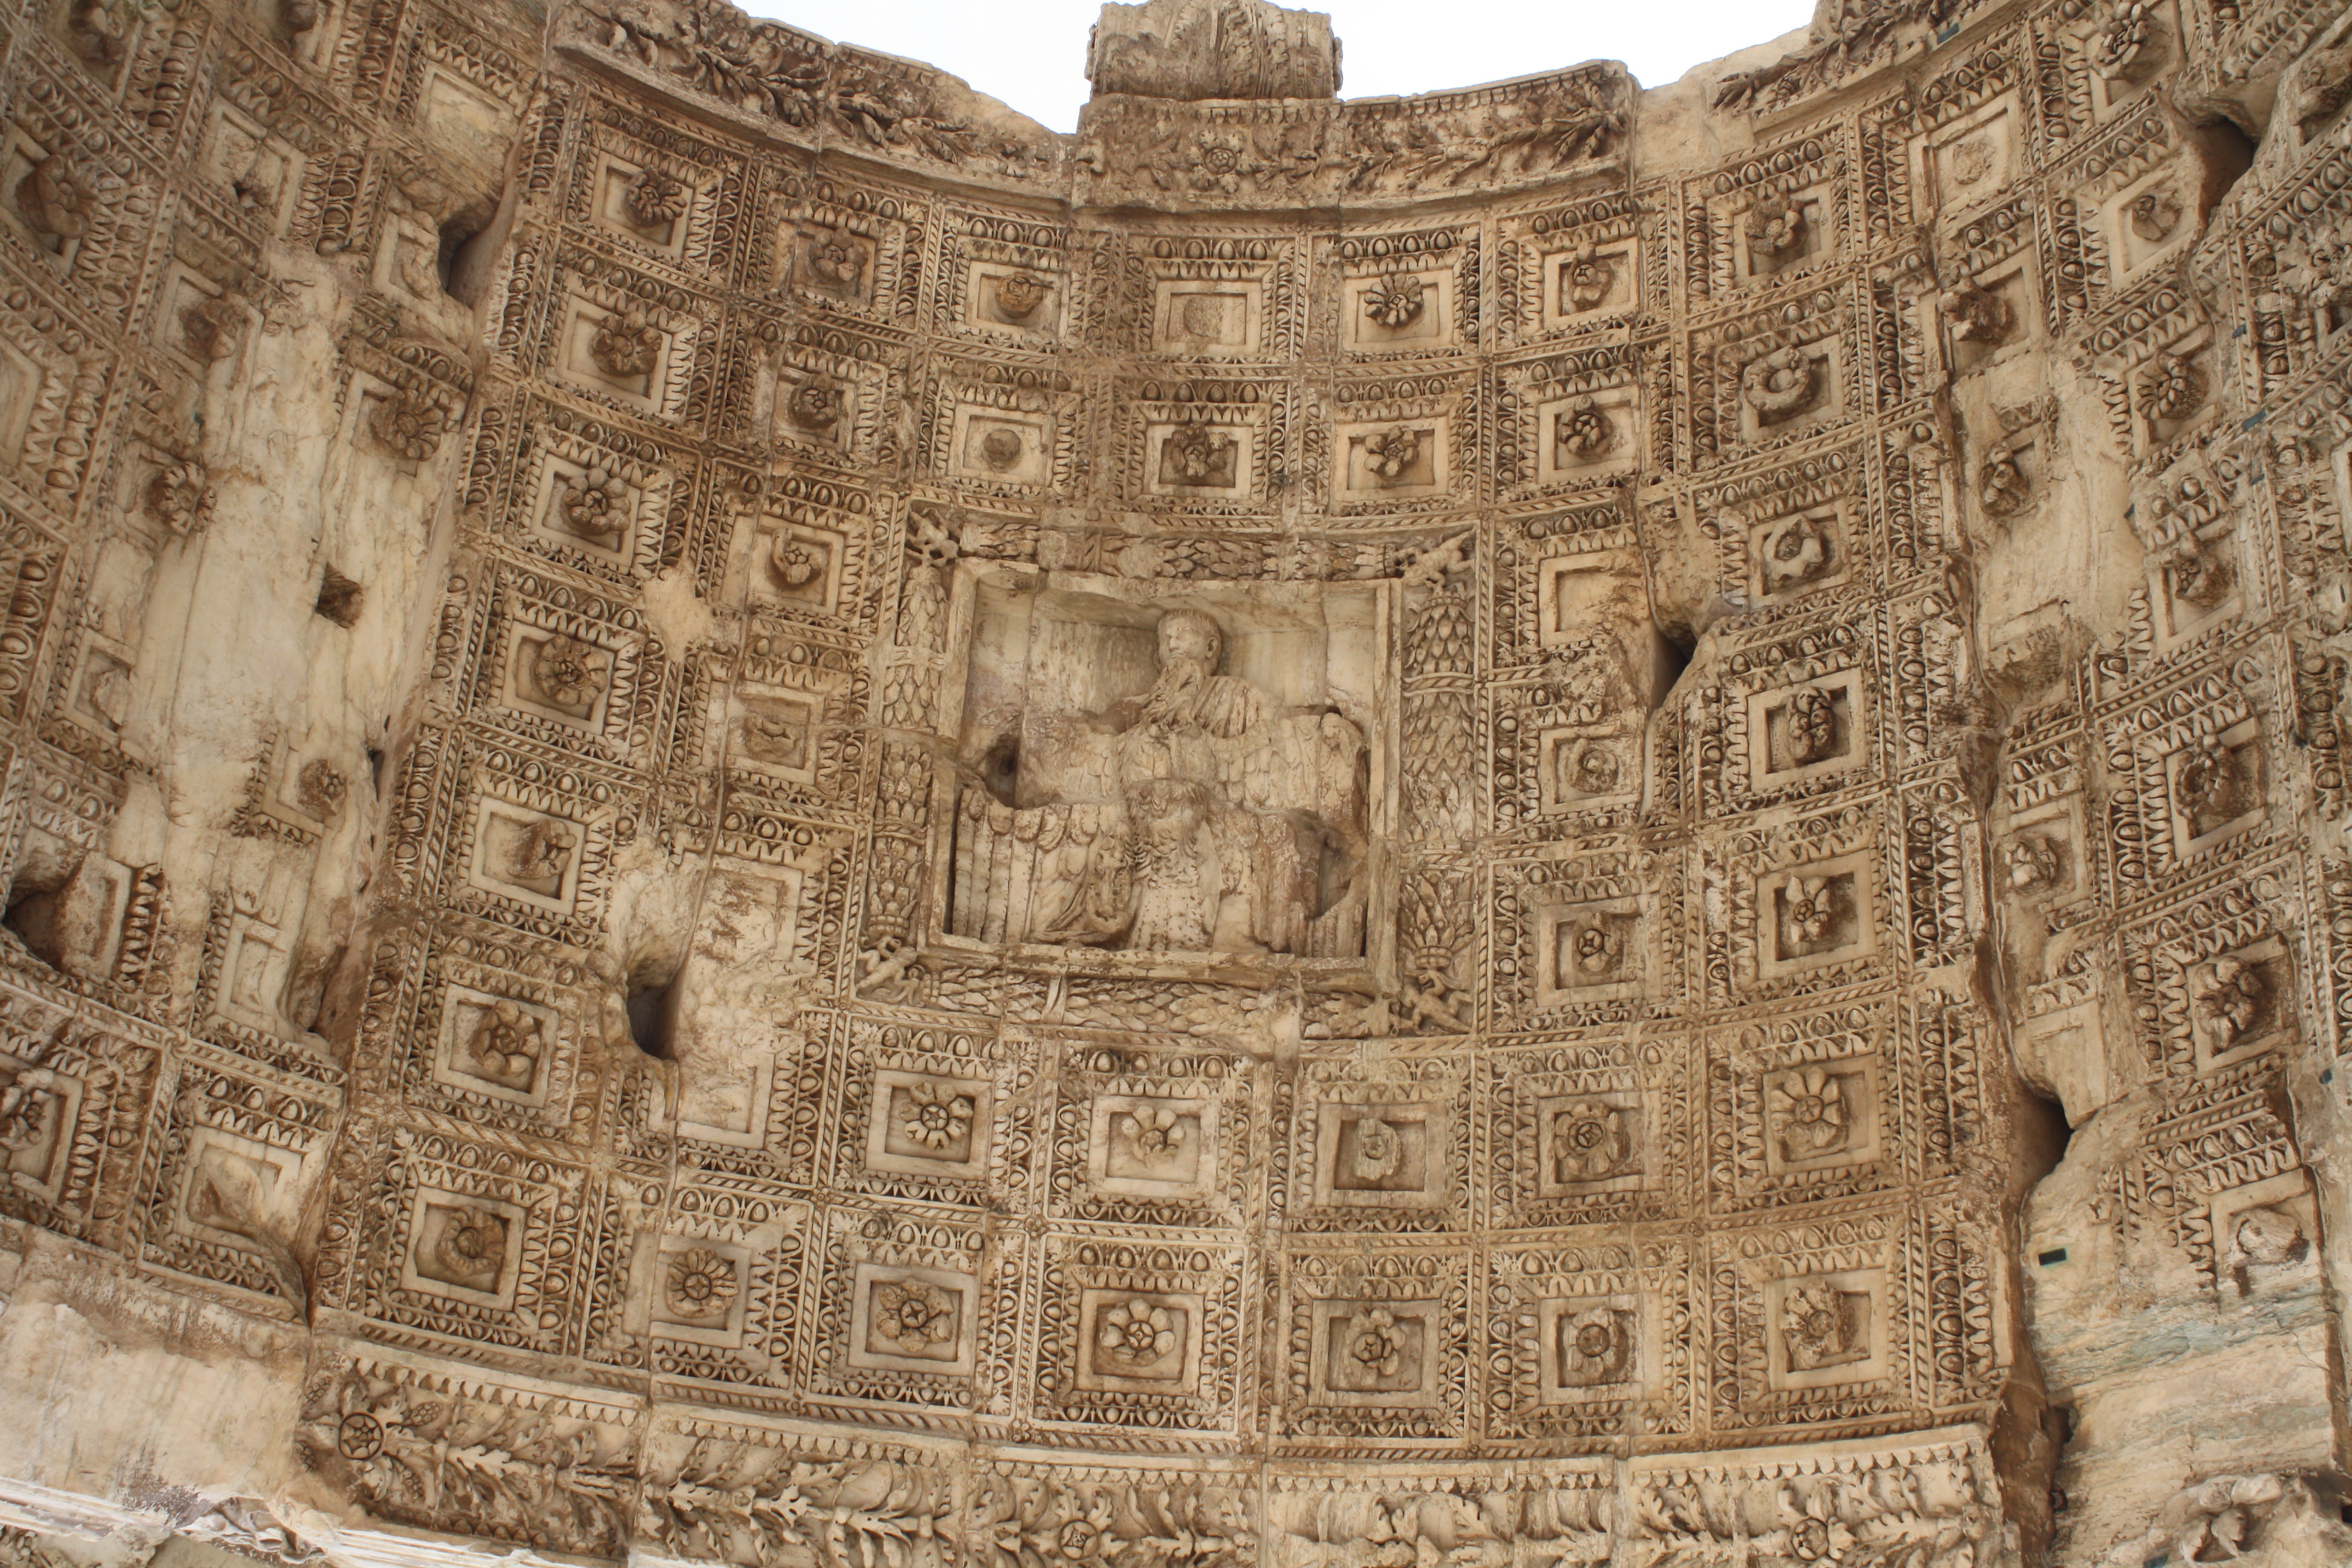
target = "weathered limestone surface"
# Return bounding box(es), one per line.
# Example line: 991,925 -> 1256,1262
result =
0,0 -> 2344,1563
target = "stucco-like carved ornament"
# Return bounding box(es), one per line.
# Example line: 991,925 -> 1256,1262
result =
529,634 -> 611,710
1362,425 -> 1425,484
298,759 -> 348,821
1758,511 -> 1835,593
2131,186 -> 2182,243
624,167 -> 687,229
662,1247 -> 738,1320
1096,1299 -> 1180,1369
589,312 -> 662,379
2291,35 -> 2352,134
558,466 -> 629,541
148,459 -> 215,535
2278,213 -> 2352,321
898,1079 -> 975,1151
1745,179 -> 1806,258
2001,833 -> 2061,892
1363,275 -> 1426,329
805,227 -> 867,289
15,154 -> 97,240
869,1278 -> 957,1353
1768,1067 -> 1851,1160
993,271 -> 1051,322
1087,0 -> 1342,100
1561,249 -> 1616,312
67,0 -> 134,63
370,392 -> 449,460
2091,1 -> 2153,79
2143,351 -> 2206,424
1161,425 -> 1236,486
1941,279 -> 2012,345
1551,1098 -> 1636,1182
422,1204 -> 508,1291
467,1001 -> 541,1091
785,377 -> 845,434
2097,1475 -> 2320,1568
1555,396 -> 1618,462
1742,346 -> 1821,422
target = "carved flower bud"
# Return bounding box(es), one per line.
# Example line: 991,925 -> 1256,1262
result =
624,166 -> 688,229
979,426 -> 1024,471
558,465 -> 629,539
664,1247 -> 739,1319
281,0 -> 320,33
15,154 -> 96,240
67,0 -> 131,64
2091,1 -> 2151,77
1561,250 -> 1615,313
769,534 -> 822,588
181,292 -> 246,362
785,377 -> 844,433
2129,186 -> 2181,242
1362,274 -> 1425,329
531,633 -> 611,710
806,229 -> 867,288
1362,425 -> 1422,483
370,391 -> 448,460
297,758 -> 348,821
1555,396 -> 1616,461
588,310 -> 662,379
993,270 -> 1050,321
146,459 -> 212,535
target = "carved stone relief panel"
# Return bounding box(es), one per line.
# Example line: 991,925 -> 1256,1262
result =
1485,1239 -> 1693,1440
1495,191 -> 1650,345
1316,374 -> 1472,518
1321,226 -> 1475,359
1293,1057 -> 1466,1233
1485,1039 -> 1691,1229
1690,137 -> 1850,301
1286,1246 -> 1468,1437
1050,1039 -> 1251,1226
936,563 -> 1390,984
1036,1236 -> 1244,1428
577,131 -> 727,270
942,214 -> 1070,342
515,419 -> 676,578
1492,848 -> 1682,1028
548,283 -> 700,422
1113,375 -> 1287,515
1909,94 -> 2024,220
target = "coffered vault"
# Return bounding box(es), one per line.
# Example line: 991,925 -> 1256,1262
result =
0,0 -> 2344,1563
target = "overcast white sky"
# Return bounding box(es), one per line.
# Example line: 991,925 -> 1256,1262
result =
742,0 -> 1818,132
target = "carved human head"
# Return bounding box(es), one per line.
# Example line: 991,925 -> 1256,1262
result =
1155,607 -> 1225,668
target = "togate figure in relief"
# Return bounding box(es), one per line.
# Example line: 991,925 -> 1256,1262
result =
951,606 -> 1370,959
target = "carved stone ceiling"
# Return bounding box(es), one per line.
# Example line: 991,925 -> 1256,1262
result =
0,0 -> 2345,1565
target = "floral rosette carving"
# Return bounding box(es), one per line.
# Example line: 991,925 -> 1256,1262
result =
663,1247 -> 739,1321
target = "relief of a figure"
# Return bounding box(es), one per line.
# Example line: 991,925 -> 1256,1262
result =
952,604 -> 1370,959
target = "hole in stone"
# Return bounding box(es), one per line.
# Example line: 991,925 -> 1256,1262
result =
2,831 -> 82,970
2197,115 -> 2258,195
2037,1247 -> 2068,1266
2017,1081 -> 2073,1181
315,567 -> 364,628
1651,618 -> 1696,704
437,200 -> 497,304
367,745 -> 385,791
978,735 -> 1020,807
626,969 -> 681,1060
440,183 -> 516,307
